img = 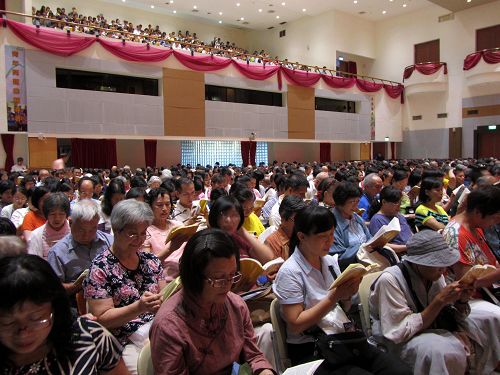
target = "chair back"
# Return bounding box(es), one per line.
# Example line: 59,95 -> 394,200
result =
358,271 -> 383,335
137,340 -> 154,375
270,298 -> 291,374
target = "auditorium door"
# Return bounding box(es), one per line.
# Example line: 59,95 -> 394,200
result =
474,125 -> 500,158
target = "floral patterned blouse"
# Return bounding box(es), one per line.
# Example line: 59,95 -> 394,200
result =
83,247 -> 164,345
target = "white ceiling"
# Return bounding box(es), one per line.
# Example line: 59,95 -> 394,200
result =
102,0 -> 495,30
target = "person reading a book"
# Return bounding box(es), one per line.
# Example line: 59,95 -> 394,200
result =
150,228 -> 275,375
84,199 -> 165,374
329,181 -> 372,270
171,178 -> 200,223
415,177 -> 449,231
208,196 -> 274,265
230,184 -> 265,237
368,186 -> 413,254
264,195 -> 307,261
317,177 -> 338,210
273,204 -> 410,374
369,230 -> 499,375
0,254 -> 128,375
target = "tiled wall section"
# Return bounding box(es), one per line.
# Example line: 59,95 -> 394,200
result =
26,50 -> 164,136
399,128 -> 449,159
462,94 -> 500,158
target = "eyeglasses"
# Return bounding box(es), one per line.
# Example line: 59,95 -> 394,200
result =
124,231 -> 152,241
0,313 -> 53,336
205,272 -> 242,288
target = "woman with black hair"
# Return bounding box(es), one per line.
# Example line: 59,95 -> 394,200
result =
415,177 -> 449,231
21,186 -> 50,241
368,186 -> 413,253
100,178 -> 126,233
208,196 -> 273,264
150,229 -> 274,375
231,185 -> 265,236
0,254 -> 127,374
273,204 -> 411,374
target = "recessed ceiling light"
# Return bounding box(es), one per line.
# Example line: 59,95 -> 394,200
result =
150,5 -> 155,8
281,2 -> 286,5
193,5 -> 197,9
173,10 -> 177,13
219,11 -> 223,15
276,15 -> 280,19
354,0 -> 358,3
218,20 -> 222,23
258,8 -> 263,12
170,0 -> 174,2
236,2 -> 240,6
121,0 -> 125,2
382,10 -> 387,14
389,0 -> 393,2
467,0 -> 472,2
402,3 -> 407,7
240,17 -> 244,20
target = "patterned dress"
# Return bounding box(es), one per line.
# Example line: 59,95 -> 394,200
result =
1,318 -> 122,374
83,247 -> 164,345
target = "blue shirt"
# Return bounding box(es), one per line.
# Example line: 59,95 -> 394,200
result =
358,193 -> 372,221
47,230 -> 113,283
368,213 -> 413,245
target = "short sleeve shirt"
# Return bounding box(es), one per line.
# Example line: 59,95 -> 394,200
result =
273,247 -> 341,344
83,247 -> 164,344
0,317 -> 122,375
415,204 -> 449,229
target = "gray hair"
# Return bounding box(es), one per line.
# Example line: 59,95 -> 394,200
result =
71,199 -> 100,223
110,199 -> 153,233
0,236 -> 27,258
364,173 -> 381,187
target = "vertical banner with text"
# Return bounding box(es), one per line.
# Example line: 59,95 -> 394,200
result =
5,45 -> 27,132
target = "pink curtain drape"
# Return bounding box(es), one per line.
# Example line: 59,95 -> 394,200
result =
144,139 -> 157,168
4,19 -> 405,102
319,143 -> 331,163
1,134 -> 15,172
463,49 -> 500,70
403,63 -> 447,81
71,138 -> 117,169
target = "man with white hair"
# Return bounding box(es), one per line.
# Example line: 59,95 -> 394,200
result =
48,199 -> 113,295
359,172 -> 383,221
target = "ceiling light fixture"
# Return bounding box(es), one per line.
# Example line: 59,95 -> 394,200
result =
258,8 -> 263,12
354,0 -> 358,3
173,10 -> 177,13
382,10 -> 386,14
302,8 -> 306,12
219,11 -> 223,15
281,2 -> 286,5
241,17 -> 244,20
193,5 -> 197,9
150,5 -> 155,8
122,0 -> 126,2
218,20 -> 222,23
236,2 -> 240,6
403,3 -> 407,7
276,15 -> 280,19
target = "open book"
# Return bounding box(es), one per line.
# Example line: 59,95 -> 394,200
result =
199,198 -> 209,214
74,269 -> 89,284
233,257 -> 284,292
164,223 -> 200,244
329,263 -> 380,290
459,264 -> 497,285
361,216 -> 400,251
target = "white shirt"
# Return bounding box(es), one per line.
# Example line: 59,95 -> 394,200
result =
11,164 -> 27,172
269,195 -> 284,227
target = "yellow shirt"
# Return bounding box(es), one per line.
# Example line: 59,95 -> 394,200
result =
243,213 -> 265,236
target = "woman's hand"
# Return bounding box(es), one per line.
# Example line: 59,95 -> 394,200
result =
435,282 -> 463,306
138,291 -> 163,314
329,277 -> 362,303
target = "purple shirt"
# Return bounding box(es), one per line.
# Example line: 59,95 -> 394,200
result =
150,290 -> 273,375
368,213 -> 413,245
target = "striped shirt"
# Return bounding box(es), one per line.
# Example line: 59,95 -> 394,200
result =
415,204 -> 449,230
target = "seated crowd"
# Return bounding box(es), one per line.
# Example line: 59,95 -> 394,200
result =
31,5 -> 276,64
0,156 -> 498,375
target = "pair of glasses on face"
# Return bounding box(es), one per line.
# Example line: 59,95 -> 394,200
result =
125,231 -> 152,241
205,272 -> 242,288
0,313 -> 53,336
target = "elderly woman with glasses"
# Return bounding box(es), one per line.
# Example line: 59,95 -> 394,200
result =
84,199 -> 165,375
0,255 -> 127,374
150,228 -> 275,375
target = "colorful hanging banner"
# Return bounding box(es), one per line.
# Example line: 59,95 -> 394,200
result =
5,45 -> 28,132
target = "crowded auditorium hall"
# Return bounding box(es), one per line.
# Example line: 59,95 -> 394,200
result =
0,0 -> 500,374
